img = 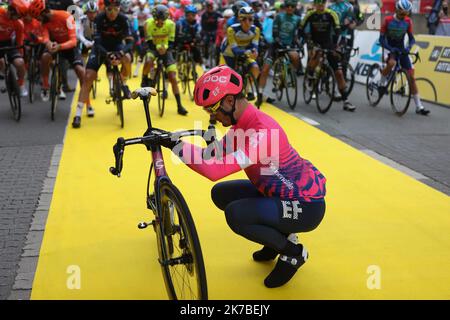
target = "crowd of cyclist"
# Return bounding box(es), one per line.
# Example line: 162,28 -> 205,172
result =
0,0 -> 430,129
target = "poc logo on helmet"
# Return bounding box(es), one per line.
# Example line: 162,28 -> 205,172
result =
203,75 -> 227,84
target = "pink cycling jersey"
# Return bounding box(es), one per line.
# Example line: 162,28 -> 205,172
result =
178,104 -> 326,202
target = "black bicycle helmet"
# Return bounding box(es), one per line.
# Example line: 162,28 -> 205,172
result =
152,4 -> 169,20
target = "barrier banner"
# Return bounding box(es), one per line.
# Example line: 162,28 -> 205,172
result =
350,31 -> 450,106
350,30 -> 383,84
413,35 -> 450,106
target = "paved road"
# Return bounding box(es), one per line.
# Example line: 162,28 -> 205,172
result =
0,81 -> 74,299
0,72 -> 448,299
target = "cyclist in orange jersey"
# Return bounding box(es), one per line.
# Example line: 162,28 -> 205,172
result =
0,0 -> 29,97
29,0 -> 89,108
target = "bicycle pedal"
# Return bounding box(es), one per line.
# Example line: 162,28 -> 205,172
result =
137,221 -> 154,229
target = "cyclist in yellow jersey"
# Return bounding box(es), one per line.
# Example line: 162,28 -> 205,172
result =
142,4 -> 188,115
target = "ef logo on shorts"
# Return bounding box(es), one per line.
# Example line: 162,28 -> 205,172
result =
281,200 -> 302,220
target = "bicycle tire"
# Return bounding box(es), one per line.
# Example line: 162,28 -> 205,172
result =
272,59 -> 284,101
156,181 -> 208,300
50,62 -> 59,121
156,69 -> 165,117
245,72 -> 260,103
390,69 -> 411,116
207,45 -> 216,69
415,77 -> 437,103
285,66 -> 298,110
315,64 -> 336,114
366,64 -> 383,107
187,59 -> 197,101
6,66 -> 21,121
344,63 -> 355,97
114,71 -> 124,128
28,56 -> 35,104
302,73 -> 313,105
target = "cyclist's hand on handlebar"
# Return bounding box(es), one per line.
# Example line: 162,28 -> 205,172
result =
151,128 -> 181,150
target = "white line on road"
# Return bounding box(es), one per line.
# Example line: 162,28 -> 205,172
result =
288,112 -> 320,126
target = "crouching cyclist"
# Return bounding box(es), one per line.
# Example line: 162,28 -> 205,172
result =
159,65 -> 327,288
379,0 -> 430,115
72,0 -> 134,128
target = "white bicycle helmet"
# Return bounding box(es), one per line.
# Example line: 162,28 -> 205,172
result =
396,0 -> 413,12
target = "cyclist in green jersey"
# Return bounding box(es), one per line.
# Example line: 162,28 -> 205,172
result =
142,4 -> 188,115
301,0 -> 356,112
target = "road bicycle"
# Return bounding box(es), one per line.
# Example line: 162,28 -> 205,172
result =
366,51 -> 420,116
105,52 -> 126,128
272,47 -> 302,110
177,43 -> 198,102
235,54 -> 260,106
303,47 -> 338,114
110,87 -> 209,300
0,46 -> 22,121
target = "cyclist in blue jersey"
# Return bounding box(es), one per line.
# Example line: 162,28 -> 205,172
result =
379,0 -> 430,115
176,5 -> 203,69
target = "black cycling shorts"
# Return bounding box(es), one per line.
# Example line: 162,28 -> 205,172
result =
211,180 -> 326,252
44,46 -> 83,68
0,40 -> 22,63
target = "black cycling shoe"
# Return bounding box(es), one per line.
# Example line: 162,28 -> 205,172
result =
253,246 -> 278,262
264,244 -> 308,288
266,97 -> 275,104
177,105 -> 188,115
247,92 -> 255,101
72,116 -> 81,128
416,108 -> 430,116
122,85 -> 131,99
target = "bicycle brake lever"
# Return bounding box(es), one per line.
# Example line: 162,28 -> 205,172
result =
110,137 -> 125,177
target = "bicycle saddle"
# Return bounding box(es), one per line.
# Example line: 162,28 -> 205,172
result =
131,87 -> 158,99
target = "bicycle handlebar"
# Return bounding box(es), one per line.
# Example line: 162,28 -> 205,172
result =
110,128 -> 214,177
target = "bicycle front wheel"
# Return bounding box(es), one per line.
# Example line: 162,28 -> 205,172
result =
302,72 -> 313,105
6,66 -> 21,121
366,64 -> 383,107
285,66 -> 298,110
114,72 -> 124,128
156,70 -> 166,117
156,181 -> 208,300
315,64 -> 336,114
390,69 -> 412,116
343,63 -> 355,97
244,72 -> 260,104
272,59 -> 284,101
187,60 -> 197,101
50,63 -> 59,121
28,57 -> 35,104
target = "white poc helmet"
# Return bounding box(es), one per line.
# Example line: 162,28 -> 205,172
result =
396,0 -> 413,12
223,8 -> 234,18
